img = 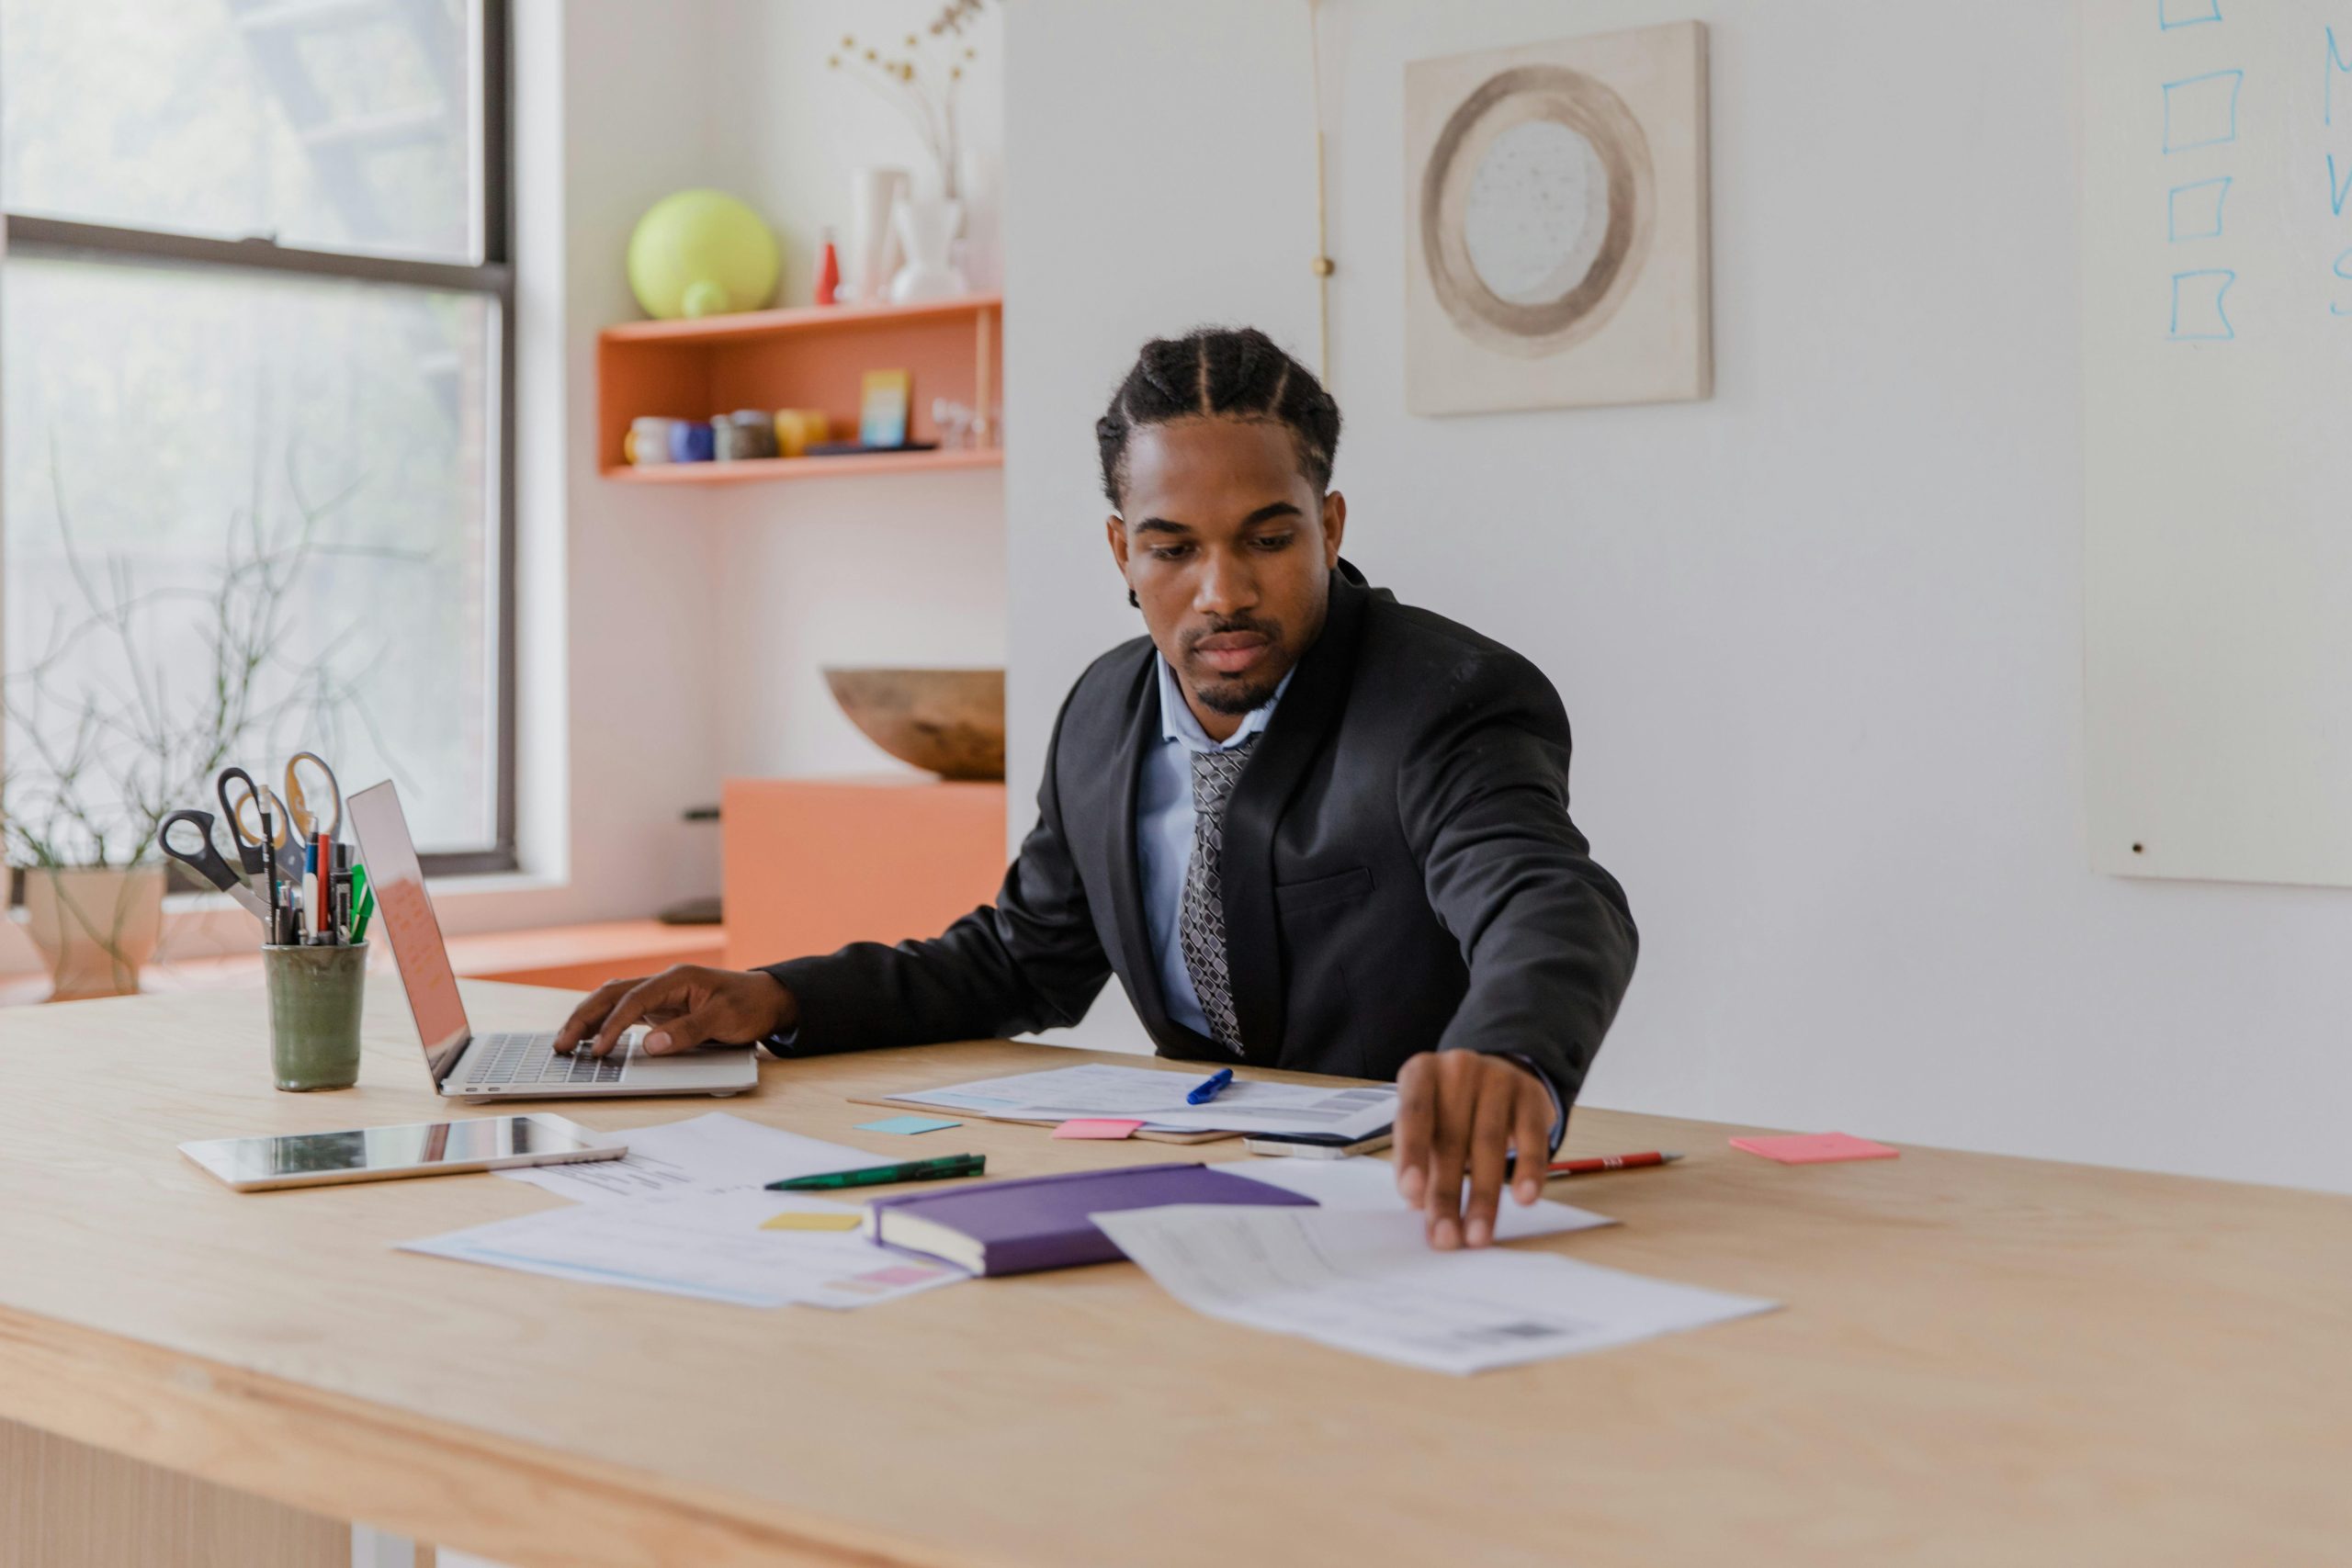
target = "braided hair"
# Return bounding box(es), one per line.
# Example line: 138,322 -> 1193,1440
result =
1095,327 -> 1342,507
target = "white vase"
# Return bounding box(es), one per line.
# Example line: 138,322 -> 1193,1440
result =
21,863 -> 167,1002
888,197 -> 968,303
847,166 -> 910,306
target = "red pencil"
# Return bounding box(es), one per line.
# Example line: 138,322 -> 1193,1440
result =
1547,1151 -> 1682,1177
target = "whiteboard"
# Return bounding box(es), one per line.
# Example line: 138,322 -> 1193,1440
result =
2084,0 -> 2352,886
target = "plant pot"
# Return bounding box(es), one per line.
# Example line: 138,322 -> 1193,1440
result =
20,864 -> 167,1002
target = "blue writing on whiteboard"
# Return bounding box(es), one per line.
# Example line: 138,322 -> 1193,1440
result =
2163,70 -> 2245,153
2335,249 -> 2352,317
2331,27 -> 2352,127
2169,176 -> 2233,239
2160,0 -> 2222,28
2169,270 -> 2237,339
2333,156 -> 2352,218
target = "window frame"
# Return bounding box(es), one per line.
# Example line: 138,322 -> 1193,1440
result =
2,0 -> 518,877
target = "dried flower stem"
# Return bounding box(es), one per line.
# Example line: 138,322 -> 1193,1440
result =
828,2 -> 988,199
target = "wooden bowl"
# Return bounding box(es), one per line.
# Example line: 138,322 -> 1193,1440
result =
823,667 -> 1006,781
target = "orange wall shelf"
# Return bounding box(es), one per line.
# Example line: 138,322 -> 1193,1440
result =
597,294 -> 1003,484
605,446 -> 1001,485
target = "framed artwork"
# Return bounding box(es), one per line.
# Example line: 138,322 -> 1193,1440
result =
1404,20 -> 1713,415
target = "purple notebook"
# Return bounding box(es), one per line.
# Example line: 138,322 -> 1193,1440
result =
865,1161 -> 1317,1277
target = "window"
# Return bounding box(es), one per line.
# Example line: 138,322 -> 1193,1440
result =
2,0 -> 514,872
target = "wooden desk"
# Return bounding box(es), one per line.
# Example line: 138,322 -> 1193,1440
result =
3,980 -> 2349,1567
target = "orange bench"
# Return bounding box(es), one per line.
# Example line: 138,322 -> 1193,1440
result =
0,919 -> 724,1007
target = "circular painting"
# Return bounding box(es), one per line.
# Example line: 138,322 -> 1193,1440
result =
1419,64 -> 1656,357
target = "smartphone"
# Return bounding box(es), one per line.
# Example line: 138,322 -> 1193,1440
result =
1240,1131 -> 1395,1160
179,1113 -> 625,1192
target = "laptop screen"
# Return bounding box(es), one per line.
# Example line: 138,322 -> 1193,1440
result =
346,781 -> 471,1082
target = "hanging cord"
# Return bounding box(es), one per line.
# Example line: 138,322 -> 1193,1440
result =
1307,0 -> 1335,383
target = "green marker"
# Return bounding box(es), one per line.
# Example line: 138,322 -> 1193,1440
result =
347,864 -> 376,942
768,1153 -> 985,1191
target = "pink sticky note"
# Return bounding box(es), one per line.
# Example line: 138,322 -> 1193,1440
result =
1054,1118 -> 1144,1141
860,1264 -> 949,1286
1730,1132 -> 1899,1165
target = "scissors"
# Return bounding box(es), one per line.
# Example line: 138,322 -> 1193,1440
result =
215,766 -> 291,878
158,809 -> 274,922
284,750 -> 345,843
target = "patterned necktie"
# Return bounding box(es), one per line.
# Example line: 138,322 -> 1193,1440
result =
1179,735 -> 1259,1051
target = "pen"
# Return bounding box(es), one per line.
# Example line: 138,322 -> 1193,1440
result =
1185,1067 -> 1234,1105
315,829 -> 332,942
260,809 -> 285,945
1547,1152 -> 1683,1177
767,1153 -> 986,1191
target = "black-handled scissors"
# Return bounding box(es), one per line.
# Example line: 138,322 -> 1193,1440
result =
159,809 -> 274,921
215,766 -> 290,876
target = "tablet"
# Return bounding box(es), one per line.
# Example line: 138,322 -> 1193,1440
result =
180,1113 -> 625,1192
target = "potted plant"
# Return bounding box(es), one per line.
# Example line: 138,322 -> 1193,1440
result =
4,753 -> 170,1004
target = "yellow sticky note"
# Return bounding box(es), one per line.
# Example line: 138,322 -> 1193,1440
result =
761,1211 -> 864,1233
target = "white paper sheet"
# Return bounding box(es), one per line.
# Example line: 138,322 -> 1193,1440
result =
401,1190 -> 967,1309
887,1062 -> 1398,1139
1222,1155 -> 1618,1243
498,1111 -> 880,1203
1093,1205 -> 1777,1374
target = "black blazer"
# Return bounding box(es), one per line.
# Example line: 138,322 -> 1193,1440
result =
763,563 -> 1638,1112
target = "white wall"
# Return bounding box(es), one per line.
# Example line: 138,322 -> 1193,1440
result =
700,1 -> 1007,782
1004,0 -> 2352,1194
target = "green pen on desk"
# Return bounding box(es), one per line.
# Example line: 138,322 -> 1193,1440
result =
768,1153 -> 985,1191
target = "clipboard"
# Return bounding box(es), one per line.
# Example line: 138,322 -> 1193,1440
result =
845,1095 -> 1237,1145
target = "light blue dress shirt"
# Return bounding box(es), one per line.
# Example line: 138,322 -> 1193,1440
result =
1136,654 -> 1295,1042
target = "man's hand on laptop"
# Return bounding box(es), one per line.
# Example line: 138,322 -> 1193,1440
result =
554,967 -> 798,1059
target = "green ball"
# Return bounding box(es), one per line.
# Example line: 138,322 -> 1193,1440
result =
627,189 -> 780,320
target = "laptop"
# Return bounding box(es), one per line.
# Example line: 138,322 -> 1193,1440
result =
347,780 -> 759,1102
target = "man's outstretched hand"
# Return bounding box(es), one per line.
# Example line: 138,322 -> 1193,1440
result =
553,966 -> 797,1059
1391,1051 -> 1555,1251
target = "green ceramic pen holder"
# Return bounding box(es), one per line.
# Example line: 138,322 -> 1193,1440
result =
264,942 -> 368,1091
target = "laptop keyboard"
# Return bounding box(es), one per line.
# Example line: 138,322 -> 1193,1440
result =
462,1032 -> 628,1089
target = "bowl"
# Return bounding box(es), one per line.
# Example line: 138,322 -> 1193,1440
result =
823,667 -> 1006,781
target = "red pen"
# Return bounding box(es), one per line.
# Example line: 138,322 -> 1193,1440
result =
1547,1151 -> 1682,1177
315,829 -> 332,941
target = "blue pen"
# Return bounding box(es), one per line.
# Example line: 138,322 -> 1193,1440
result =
1186,1067 -> 1234,1105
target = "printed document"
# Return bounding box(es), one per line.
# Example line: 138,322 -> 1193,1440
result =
888,1062 -> 1397,1139
1093,1205 -> 1777,1374
1223,1155 -> 1618,1242
402,1190 -> 967,1309
500,1111 -> 880,1203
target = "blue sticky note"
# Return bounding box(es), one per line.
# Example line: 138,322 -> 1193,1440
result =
857,1115 -> 963,1135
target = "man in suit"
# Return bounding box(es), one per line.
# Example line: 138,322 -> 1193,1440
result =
558,327 -> 1637,1249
